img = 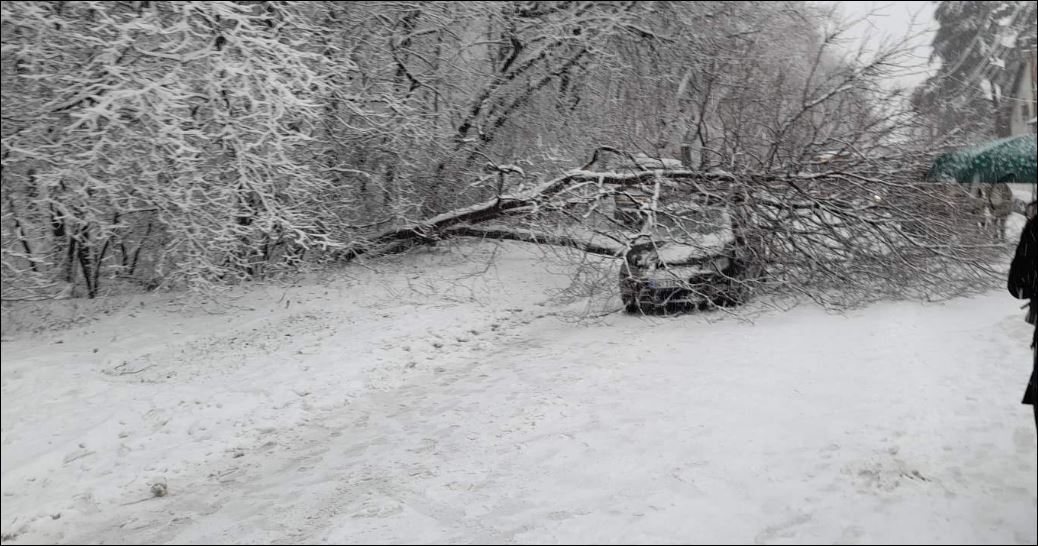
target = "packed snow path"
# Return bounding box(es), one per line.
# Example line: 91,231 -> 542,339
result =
2,243 -> 1036,544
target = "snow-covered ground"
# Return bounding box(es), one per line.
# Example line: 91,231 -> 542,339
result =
2,241 -> 1036,544
1009,183 -> 1036,214
1008,183 -> 1035,201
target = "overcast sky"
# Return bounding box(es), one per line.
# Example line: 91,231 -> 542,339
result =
816,1 -> 938,89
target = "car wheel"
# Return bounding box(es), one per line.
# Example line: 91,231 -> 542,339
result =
715,259 -> 759,307
622,294 -> 641,314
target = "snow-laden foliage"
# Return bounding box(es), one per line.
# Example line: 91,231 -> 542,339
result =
1,1 -> 1015,303
3,1 -> 341,296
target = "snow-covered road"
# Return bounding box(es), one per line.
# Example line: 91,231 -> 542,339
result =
2,243 -> 1036,544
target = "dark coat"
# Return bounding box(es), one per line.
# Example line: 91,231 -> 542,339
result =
1007,215 -> 1038,405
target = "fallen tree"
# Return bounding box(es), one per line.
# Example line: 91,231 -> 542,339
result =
444,225 -> 624,258
335,163 -> 744,261
337,152 -> 1007,308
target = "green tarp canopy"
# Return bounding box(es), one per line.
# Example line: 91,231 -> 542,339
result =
927,134 -> 1037,184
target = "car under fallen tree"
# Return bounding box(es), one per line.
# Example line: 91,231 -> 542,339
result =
612,180 -> 761,313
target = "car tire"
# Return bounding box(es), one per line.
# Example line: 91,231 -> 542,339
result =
622,294 -> 641,314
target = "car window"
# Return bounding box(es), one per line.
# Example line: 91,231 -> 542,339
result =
612,188 -> 730,237
613,193 -> 650,230
655,207 -> 727,237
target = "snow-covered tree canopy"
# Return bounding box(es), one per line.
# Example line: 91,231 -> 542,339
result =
0,1 -> 1011,304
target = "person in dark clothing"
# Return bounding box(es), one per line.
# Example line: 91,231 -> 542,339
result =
1007,204 -> 1037,429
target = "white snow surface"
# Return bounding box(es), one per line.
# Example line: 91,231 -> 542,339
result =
1009,183 -> 1035,203
1,241 -> 1036,544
